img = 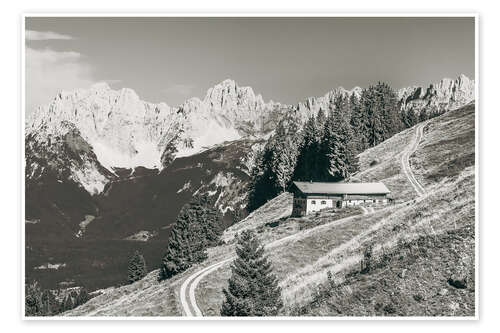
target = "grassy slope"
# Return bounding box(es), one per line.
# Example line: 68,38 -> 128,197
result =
66,103 -> 475,317
290,103 -> 475,316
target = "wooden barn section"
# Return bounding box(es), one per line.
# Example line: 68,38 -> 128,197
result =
291,181 -> 391,217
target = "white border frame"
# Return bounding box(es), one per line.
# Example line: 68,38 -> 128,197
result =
20,13 -> 479,321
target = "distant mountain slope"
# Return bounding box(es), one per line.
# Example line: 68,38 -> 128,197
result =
65,102 -> 475,317
26,75 -> 474,196
25,76 -> 474,293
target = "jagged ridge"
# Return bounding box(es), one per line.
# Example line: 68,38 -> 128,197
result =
26,75 -> 475,195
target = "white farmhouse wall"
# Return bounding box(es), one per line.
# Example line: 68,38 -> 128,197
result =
306,198 -> 334,214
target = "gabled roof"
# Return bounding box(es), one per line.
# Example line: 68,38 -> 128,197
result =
292,181 -> 390,195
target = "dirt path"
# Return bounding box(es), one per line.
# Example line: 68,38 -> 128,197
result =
179,208 -> 372,316
400,123 -> 427,196
180,122 -> 428,316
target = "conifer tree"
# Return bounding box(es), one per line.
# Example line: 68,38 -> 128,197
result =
315,108 -> 327,138
195,194 -> 223,247
247,146 -> 275,212
63,294 -> 74,312
319,99 -> 358,181
220,230 -> 283,316
294,115 -> 320,181
75,288 -> 90,307
159,195 -> 222,280
268,117 -> 301,193
159,208 -> 206,280
25,280 -> 42,316
128,250 -> 148,284
40,289 -> 57,315
349,93 -> 367,153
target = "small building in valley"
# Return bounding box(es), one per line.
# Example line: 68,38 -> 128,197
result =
291,181 -> 391,217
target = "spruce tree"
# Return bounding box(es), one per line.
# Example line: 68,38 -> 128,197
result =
349,93 -> 367,153
128,250 -> 148,284
63,294 -> 74,312
159,194 -> 222,280
192,194 -> 223,247
319,104 -> 356,181
268,117 -> 301,193
25,280 -> 42,316
75,287 -> 90,307
315,108 -> 327,139
294,115 -> 320,181
159,209 -> 206,280
220,230 -> 283,316
40,289 -> 57,315
247,146 -> 275,211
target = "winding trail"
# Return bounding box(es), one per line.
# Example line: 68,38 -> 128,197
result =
179,122 -> 427,316
179,207 -> 372,316
401,123 -> 427,197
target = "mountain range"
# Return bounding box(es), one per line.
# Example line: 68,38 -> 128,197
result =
25,75 -> 474,289
26,75 -> 475,196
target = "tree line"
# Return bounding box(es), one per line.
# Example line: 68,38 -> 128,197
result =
248,82 -> 442,212
25,281 -> 90,316
158,194 -> 223,280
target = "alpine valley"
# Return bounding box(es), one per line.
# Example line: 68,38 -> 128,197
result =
25,75 -> 475,290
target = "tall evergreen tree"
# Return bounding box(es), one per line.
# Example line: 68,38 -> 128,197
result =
63,294 -> 74,312
40,289 -> 57,315
75,288 -> 90,307
193,194 -> 223,247
349,93 -> 367,153
248,115 -> 302,211
247,146 -> 275,212
159,195 -> 222,280
128,250 -> 148,284
293,115 -> 321,181
221,230 -> 283,316
376,82 -> 402,140
318,96 -> 358,181
159,207 -> 207,280
268,117 -> 301,193
25,280 -> 42,316
315,108 -> 327,138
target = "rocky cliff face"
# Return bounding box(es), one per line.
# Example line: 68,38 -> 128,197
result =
398,74 -> 475,114
25,80 -> 287,195
25,75 -> 475,197
295,86 -> 362,122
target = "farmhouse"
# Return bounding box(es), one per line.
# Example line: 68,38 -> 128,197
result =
291,181 -> 391,217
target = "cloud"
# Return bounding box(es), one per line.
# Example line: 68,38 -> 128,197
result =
163,84 -> 195,97
26,47 -> 95,114
26,30 -> 74,41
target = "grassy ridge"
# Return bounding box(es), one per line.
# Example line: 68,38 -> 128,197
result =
66,103 -> 475,317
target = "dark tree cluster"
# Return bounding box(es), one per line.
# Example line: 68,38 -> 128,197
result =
128,250 -> 147,284
25,280 -> 90,316
158,194 -> 223,280
248,82 -> 437,212
221,230 -> 283,316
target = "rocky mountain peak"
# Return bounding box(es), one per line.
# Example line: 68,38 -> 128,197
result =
203,79 -> 264,111
26,75 -> 475,196
399,74 -> 475,113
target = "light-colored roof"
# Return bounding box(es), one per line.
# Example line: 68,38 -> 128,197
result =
293,181 -> 390,195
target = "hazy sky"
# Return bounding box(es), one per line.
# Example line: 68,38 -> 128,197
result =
25,17 -> 475,114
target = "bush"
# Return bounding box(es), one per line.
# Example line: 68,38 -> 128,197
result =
360,244 -> 375,274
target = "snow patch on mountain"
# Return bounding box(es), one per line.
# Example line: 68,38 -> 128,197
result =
25,75 -> 475,197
